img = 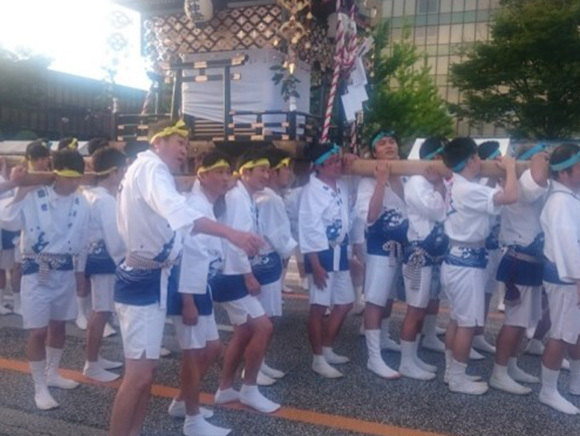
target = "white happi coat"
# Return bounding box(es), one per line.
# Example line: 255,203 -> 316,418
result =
1,186 -> 89,264
255,187 -> 297,260
541,180 -> 580,283
299,175 -> 350,272
84,186 -> 125,267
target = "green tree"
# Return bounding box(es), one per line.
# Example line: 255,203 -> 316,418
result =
364,23 -> 453,147
451,0 -> 580,139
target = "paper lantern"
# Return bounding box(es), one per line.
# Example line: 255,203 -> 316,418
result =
184,0 -> 214,24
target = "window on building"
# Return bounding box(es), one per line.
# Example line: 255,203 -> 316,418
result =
417,0 -> 439,14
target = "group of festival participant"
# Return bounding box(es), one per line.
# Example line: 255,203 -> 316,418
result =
0,121 -> 579,436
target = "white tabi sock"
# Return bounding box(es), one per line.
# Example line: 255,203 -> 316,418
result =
399,340 -> 434,381
0,288 -> 12,315
444,349 -> 452,384
260,360 -> 285,379
183,413 -> 231,436
168,399 -> 213,419
365,330 -> 399,379
448,358 -> 488,395
239,384 -> 280,413
539,364 -> 580,415
524,338 -> 545,356
508,357 -> 539,383
412,337 -> 437,372
422,314 -> 438,338
83,361 -> 119,383
46,347 -> 79,389
214,387 -> 240,404
489,363 -> 531,395
322,346 -> 350,364
473,334 -> 496,354
380,318 -> 400,352
29,360 -> 59,410
75,296 -> 89,330
569,359 -> 580,395
311,354 -> 343,378
13,292 -> 21,315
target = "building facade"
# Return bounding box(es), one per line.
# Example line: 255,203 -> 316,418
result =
381,0 -> 504,136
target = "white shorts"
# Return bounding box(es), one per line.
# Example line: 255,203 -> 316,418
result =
503,285 -> 542,329
441,263 -> 487,328
220,295 -> 266,326
484,249 -> 502,295
544,282 -> 580,344
14,244 -> 22,264
21,271 -> 77,329
116,302 -> 166,360
308,270 -> 355,307
257,280 -> 282,317
172,314 -> 220,350
90,274 -> 115,313
0,249 -> 15,270
363,254 -> 399,307
403,265 -> 433,309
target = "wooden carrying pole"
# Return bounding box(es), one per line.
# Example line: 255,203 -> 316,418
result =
347,159 -> 530,179
15,159 -> 530,192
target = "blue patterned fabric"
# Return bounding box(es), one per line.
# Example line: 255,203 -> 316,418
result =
366,210 -> 408,256
485,222 -> 501,250
252,251 -> 283,286
543,260 -> 574,285
1,229 -> 19,250
85,240 -> 117,276
22,255 -> 74,275
512,233 -> 545,258
404,224 -> 449,266
304,237 -> 349,274
496,254 -> 543,286
211,274 -> 250,303
114,266 -> 163,306
444,246 -> 488,269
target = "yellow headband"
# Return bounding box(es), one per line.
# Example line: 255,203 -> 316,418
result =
67,138 -> 78,150
95,166 -> 118,177
273,157 -> 292,170
150,120 -> 189,144
239,158 -> 270,173
54,169 -> 83,178
197,160 -> 231,176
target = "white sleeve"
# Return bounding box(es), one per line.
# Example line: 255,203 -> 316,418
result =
354,177 -> 374,225
99,196 -> 125,265
141,164 -> 203,232
405,177 -> 446,222
519,169 -> 548,204
179,236 -> 210,295
222,190 -> 253,275
258,195 -> 297,259
462,183 -> 502,216
547,198 -> 580,282
75,203 -> 90,273
299,185 -> 329,254
0,194 -> 26,232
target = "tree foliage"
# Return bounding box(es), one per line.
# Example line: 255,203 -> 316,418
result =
451,0 -> 580,139
364,22 -> 453,147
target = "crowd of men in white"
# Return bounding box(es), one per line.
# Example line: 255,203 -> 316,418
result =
0,122 -> 579,436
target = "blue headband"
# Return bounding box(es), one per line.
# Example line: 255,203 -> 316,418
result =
423,146 -> 443,161
371,131 -> 396,149
314,145 -> 341,166
452,159 -> 468,173
518,143 -> 547,161
484,148 -> 501,160
550,151 -> 580,172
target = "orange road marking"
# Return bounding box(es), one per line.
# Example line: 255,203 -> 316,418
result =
0,357 -> 449,436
